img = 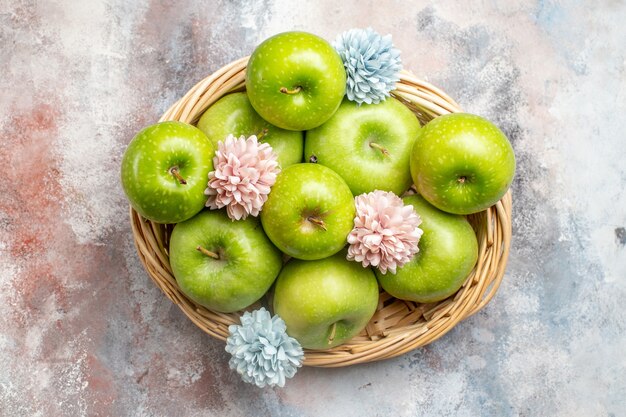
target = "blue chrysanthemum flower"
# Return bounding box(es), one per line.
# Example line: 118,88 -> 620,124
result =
333,27 -> 402,105
225,307 -> 304,388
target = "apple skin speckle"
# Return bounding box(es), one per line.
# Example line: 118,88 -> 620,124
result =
273,251 -> 379,349
260,163 -> 355,260
196,92 -> 303,169
410,113 -> 516,214
170,210 -> 282,313
246,31 -> 346,131
305,97 -> 421,196
120,121 -> 214,224
378,194 -> 478,303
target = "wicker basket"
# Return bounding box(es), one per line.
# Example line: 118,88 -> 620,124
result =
130,56 -> 512,368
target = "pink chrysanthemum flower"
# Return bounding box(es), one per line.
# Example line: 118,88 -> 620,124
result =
347,190 -> 423,274
205,134 -> 280,220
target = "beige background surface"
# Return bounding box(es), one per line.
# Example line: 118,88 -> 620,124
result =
1,1 -> 625,416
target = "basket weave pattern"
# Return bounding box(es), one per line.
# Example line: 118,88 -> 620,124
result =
130,57 -> 512,367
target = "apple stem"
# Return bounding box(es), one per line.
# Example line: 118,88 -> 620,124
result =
256,127 -> 269,140
169,166 -> 187,185
369,142 -> 390,157
196,245 -> 220,259
458,176 -> 467,184
279,86 -> 302,95
307,216 -> 327,231
328,322 -> 337,345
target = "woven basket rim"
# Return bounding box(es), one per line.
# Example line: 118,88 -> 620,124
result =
129,56 -> 512,368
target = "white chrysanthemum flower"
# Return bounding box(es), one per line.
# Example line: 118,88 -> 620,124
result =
226,308 -> 304,388
347,190 -> 423,274
333,28 -> 402,105
205,134 -> 280,220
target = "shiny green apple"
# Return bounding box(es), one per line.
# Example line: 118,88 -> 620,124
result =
169,209 -> 282,313
305,97 -> 421,195
121,121 -> 214,223
273,251 -> 379,349
260,163 -> 354,260
246,31 -> 346,131
410,113 -> 515,214
196,92 -> 303,168
376,194 -> 478,303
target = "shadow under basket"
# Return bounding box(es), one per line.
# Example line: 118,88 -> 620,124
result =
129,56 -> 513,368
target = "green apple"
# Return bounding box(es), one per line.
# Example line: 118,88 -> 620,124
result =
410,113 -> 515,214
273,251 -> 379,349
169,209 -> 282,313
121,121 -> 214,224
260,163 -> 354,260
246,31 -> 346,131
305,97 -> 421,195
196,92 -> 303,168
376,194 -> 478,303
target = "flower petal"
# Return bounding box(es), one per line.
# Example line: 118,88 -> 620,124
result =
225,307 -> 304,388
346,190 -> 422,274
205,135 -> 281,220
